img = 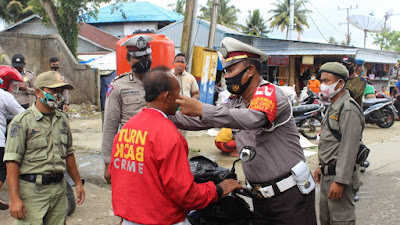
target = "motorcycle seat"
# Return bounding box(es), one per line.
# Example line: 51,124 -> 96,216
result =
292,104 -> 321,117
363,98 -> 390,108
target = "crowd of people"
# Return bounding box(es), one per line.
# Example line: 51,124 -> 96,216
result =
0,34 -> 397,225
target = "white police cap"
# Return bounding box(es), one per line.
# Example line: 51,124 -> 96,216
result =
220,37 -> 268,68
121,35 -> 153,57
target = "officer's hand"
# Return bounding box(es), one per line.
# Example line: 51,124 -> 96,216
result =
328,182 -> 344,199
176,95 -> 203,117
18,84 -> 27,91
218,179 -> 242,197
63,104 -> 69,112
104,163 -> 111,184
313,167 -> 321,184
75,183 -> 85,205
9,197 -> 26,220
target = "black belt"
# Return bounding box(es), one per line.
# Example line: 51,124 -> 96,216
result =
20,173 -> 64,185
320,165 -> 356,176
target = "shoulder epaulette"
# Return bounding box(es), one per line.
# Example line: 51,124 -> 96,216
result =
12,109 -> 31,123
112,72 -> 129,82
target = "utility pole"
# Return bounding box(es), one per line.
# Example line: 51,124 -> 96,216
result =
181,1 -> 194,55
338,5 -> 358,46
287,0 -> 295,40
187,0 -> 198,73
208,0 -> 219,49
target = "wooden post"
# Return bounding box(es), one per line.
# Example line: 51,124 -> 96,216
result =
180,1 -> 194,55
289,56 -> 296,90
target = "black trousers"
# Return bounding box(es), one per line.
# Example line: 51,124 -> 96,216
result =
0,147 -> 5,183
252,186 -> 316,225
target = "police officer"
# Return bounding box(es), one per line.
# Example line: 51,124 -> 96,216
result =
102,35 -> 153,183
173,37 -> 316,225
313,62 -> 364,225
4,71 -> 85,224
342,57 -> 366,107
11,54 -> 36,109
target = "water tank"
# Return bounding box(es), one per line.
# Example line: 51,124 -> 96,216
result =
115,33 -> 175,75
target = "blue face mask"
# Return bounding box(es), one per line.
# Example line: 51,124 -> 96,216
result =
311,77 -> 316,80
39,89 -> 63,109
361,70 -> 365,76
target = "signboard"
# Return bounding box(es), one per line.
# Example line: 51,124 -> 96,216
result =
302,55 -> 314,65
268,56 -> 289,66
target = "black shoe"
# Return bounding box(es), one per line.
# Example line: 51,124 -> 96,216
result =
0,197 -> 9,210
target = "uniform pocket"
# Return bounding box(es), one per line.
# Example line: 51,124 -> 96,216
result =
25,138 -> 48,162
332,209 -> 356,222
122,96 -> 142,105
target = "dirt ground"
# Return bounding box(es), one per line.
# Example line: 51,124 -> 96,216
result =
1,109 -> 400,225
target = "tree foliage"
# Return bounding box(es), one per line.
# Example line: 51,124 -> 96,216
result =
373,30 -> 400,52
200,0 -> 240,30
0,0 -> 33,24
268,0 -> 311,39
168,0 -> 185,15
243,9 -> 269,36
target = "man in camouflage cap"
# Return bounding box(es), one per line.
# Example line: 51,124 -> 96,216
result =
172,37 -> 316,224
102,35 -> 153,184
314,62 -> 364,225
4,71 -> 85,225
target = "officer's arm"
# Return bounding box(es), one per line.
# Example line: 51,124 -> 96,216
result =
102,86 -> 122,164
25,73 -> 36,95
334,109 -> 363,185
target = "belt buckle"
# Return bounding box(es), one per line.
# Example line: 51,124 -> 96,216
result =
252,184 -> 264,199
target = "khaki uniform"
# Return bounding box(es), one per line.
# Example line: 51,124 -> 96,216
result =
13,69 -> 36,107
318,90 -> 364,225
172,70 -> 199,97
345,77 -> 366,107
4,104 -> 75,225
102,72 -> 146,164
171,81 -> 316,224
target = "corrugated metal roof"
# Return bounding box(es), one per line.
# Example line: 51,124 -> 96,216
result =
264,49 -> 357,56
86,2 -> 184,24
356,49 -> 398,64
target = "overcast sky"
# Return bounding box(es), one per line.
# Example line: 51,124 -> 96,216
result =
144,0 -> 400,50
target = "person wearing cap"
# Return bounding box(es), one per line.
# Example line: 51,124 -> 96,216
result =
342,57 -> 366,107
313,62 -> 364,225
172,37 -> 316,224
102,35 -> 153,184
4,71 -> 85,224
11,54 -> 36,109
49,57 -> 70,112
354,59 -> 365,77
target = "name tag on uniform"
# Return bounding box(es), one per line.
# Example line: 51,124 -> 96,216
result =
121,90 -> 140,96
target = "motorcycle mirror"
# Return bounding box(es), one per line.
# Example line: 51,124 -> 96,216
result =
239,146 -> 256,162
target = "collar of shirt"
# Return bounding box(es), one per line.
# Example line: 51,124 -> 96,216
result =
330,89 -> 351,111
31,103 -> 62,121
147,108 -> 168,118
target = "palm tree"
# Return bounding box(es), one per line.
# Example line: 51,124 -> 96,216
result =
0,0 -> 33,24
200,0 -> 240,30
168,0 -> 185,15
243,9 -> 269,36
268,0 -> 311,39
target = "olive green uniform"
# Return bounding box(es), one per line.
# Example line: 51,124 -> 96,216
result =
102,72 -> 146,164
4,104 -> 75,225
318,90 -> 364,225
345,76 -> 366,107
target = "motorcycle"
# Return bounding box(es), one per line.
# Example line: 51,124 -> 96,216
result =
187,156 -> 255,225
293,104 -> 325,140
65,172 -> 85,216
363,98 -> 397,128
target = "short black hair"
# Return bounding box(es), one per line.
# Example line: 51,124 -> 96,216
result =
49,57 -> 59,63
382,85 -> 387,89
244,59 -> 262,74
144,66 -> 173,102
174,53 -> 186,61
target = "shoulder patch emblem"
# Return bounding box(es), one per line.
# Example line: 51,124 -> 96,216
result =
249,84 -> 278,122
107,84 -> 114,97
10,123 -> 21,138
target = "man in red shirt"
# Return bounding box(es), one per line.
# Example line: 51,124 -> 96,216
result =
110,66 -> 241,225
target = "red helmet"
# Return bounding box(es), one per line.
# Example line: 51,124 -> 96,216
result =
0,65 -> 23,90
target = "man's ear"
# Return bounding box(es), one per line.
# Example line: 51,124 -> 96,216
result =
248,64 -> 256,77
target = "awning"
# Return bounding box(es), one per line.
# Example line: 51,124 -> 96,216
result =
263,49 -> 357,56
356,50 -> 398,64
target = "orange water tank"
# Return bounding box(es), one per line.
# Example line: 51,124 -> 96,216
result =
116,33 -> 175,75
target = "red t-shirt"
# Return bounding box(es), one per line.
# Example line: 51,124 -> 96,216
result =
110,108 -> 218,224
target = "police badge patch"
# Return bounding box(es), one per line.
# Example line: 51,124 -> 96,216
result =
136,37 -> 147,50
106,84 -> 114,97
10,123 -> 21,138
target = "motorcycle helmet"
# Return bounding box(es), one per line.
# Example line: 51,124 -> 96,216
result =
0,65 -> 23,90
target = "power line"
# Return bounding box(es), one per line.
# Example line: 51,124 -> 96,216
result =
308,2 -> 347,38
301,1 -> 328,42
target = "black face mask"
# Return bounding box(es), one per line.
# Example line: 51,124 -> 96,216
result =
51,66 -> 59,71
225,67 -> 253,95
345,65 -> 354,75
132,57 -> 152,74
